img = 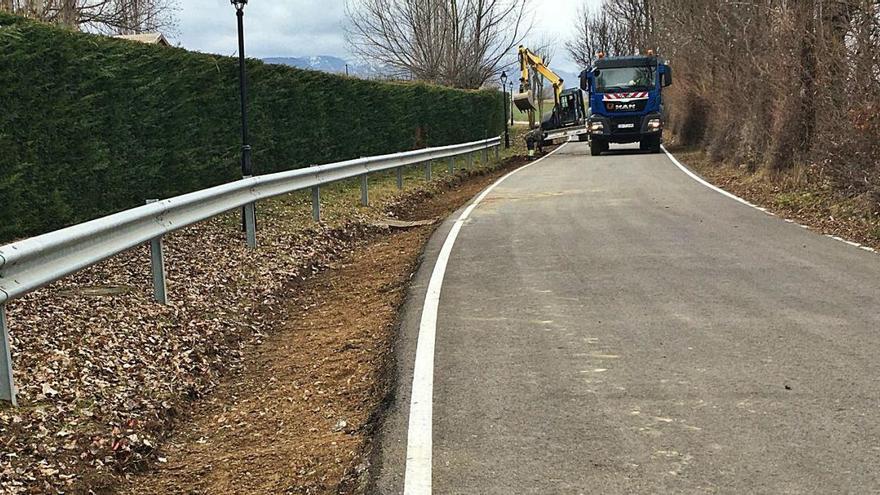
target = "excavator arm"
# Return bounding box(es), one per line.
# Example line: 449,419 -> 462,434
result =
518,46 -> 564,100
514,45 -> 564,115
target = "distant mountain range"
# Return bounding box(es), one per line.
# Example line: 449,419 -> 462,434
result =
262,55 -> 386,79
556,68 -> 584,88
263,55 -> 585,90
526,68 -> 583,90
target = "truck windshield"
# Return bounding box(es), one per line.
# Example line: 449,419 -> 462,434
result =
596,66 -> 656,92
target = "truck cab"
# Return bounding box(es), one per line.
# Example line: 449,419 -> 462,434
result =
580,55 -> 672,155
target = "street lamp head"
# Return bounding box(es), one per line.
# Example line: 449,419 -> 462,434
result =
231,0 -> 247,11
500,70 -> 508,85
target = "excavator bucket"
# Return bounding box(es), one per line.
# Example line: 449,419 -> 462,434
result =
513,90 -> 537,112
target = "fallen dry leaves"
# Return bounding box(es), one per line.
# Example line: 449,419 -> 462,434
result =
0,152 -> 530,494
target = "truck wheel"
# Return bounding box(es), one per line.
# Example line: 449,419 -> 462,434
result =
590,139 -> 605,156
578,133 -> 589,142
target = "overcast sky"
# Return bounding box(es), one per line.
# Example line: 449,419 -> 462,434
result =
176,0 -> 601,71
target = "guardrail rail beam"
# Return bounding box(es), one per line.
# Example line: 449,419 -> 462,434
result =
0,136 -> 500,406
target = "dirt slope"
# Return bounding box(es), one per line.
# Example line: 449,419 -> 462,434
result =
117,156 -> 531,494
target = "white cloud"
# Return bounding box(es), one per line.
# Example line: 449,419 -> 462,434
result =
175,0 -> 602,68
527,0 -> 602,70
176,0 -> 348,58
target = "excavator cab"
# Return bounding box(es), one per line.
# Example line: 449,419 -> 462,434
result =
555,90 -> 584,124
542,88 -> 586,132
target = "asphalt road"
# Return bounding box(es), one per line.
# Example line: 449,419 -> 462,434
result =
371,142 -> 880,494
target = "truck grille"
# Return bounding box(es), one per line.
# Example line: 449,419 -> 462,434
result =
605,99 -> 648,113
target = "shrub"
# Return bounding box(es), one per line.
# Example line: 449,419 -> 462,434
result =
0,13 -> 503,242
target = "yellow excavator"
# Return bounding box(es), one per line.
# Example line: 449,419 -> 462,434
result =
513,45 -> 588,145
513,45 -> 564,127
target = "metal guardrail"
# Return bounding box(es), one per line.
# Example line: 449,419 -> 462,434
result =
0,136 -> 501,405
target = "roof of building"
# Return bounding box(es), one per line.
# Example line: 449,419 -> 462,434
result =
113,33 -> 170,46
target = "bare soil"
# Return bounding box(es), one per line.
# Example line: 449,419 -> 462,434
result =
116,155 -> 532,495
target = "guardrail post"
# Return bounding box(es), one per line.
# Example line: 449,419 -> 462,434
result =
448,156 -> 454,174
424,162 -> 432,181
483,146 -> 489,163
396,167 -> 404,190
149,236 -> 167,304
360,174 -> 369,206
244,202 -> 257,249
0,305 -> 15,406
311,186 -> 321,222
494,144 -> 500,160
145,200 -> 168,305
468,152 -> 474,169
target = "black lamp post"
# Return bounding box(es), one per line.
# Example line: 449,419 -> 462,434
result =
508,81 -> 514,126
232,0 -> 256,243
500,71 -> 510,148
232,0 -> 252,178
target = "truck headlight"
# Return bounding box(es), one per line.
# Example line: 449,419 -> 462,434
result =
590,121 -> 604,133
647,118 -> 662,131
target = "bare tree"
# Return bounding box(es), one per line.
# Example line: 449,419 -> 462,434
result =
1,0 -> 178,35
565,0 -> 652,68
346,0 -> 533,88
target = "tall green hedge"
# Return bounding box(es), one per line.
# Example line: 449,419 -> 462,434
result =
0,13 -> 503,242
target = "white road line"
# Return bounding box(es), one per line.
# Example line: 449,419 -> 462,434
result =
402,143 -> 569,495
661,145 -> 759,209
827,235 -> 862,248
661,145 -> 877,255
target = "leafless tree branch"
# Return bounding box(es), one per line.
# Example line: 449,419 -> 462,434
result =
346,0 -> 533,88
